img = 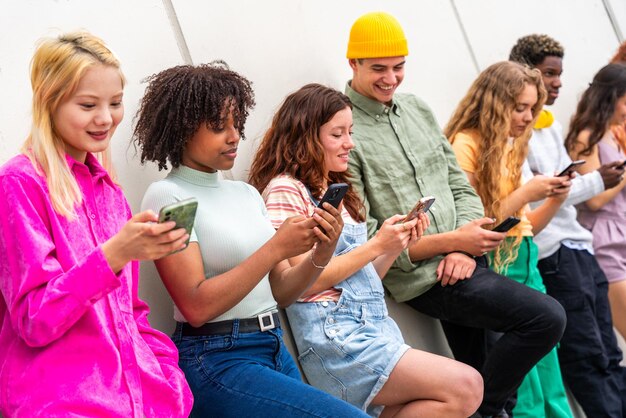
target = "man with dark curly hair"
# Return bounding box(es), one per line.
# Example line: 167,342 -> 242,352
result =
511,33 -> 626,418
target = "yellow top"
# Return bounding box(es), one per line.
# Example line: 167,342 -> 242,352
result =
451,131 -> 533,237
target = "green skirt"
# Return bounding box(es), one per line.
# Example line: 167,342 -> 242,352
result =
497,237 -> 572,418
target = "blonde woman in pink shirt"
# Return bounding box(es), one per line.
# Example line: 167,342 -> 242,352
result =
0,32 -> 192,417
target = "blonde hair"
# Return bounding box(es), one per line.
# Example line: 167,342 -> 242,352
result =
22,31 -> 124,218
444,61 -> 546,272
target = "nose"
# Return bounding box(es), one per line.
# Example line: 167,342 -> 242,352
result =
94,106 -> 113,126
523,109 -> 534,123
227,126 -> 240,144
553,75 -> 562,89
382,69 -> 397,85
345,134 -> 355,149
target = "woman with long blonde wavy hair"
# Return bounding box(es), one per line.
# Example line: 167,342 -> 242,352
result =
445,61 -> 573,418
0,31 -> 192,416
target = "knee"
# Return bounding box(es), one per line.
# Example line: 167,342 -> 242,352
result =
450,364 -> 484,417
532,294 -> 567,344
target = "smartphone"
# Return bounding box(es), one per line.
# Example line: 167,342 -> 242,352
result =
492,216 -> 521,233
318,183 -> 349,209
556,160 -> 586,177
158,197 -> 198,252
402,196 -> 436,222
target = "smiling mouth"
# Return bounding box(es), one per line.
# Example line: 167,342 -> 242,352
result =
88,130 -> 109,140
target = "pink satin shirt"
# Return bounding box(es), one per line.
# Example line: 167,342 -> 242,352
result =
0,153 -> 192,417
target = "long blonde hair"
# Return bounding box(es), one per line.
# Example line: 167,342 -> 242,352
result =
22,31 -> 124,218
444,61 -> 546,272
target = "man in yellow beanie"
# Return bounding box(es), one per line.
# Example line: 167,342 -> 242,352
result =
345,11 -> 566,418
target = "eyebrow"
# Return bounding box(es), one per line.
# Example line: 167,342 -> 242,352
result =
370,61 -> 406,69
74,92 -> 124,99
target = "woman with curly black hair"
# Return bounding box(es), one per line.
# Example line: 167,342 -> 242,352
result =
134,62 -> 368,418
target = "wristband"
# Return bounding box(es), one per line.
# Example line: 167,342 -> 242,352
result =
309,251 -> 329,269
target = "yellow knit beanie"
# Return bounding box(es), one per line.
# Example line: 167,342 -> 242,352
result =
346,12 -> 408,59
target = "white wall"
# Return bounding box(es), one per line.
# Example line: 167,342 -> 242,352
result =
0,1 -> 623,415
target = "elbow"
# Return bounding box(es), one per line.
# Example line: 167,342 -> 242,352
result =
585,200 -> 604,212
179,305 -> 214,328
181,311 -> 210,328
17,322 -> 59,348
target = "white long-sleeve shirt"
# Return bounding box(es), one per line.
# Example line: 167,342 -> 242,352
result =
525,119 -> 604,259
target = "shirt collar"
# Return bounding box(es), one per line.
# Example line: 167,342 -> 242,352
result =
65,153 -> 114,185
345,81 -> 401,119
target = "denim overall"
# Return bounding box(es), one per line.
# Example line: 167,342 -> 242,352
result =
286,201 -> 409,416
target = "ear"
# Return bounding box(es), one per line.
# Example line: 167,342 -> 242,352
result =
348,59 -> 359,71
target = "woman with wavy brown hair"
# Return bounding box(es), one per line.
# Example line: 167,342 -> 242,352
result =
445,61 -> 573,418
249,83 -> 483,418
565,63 -> 626,342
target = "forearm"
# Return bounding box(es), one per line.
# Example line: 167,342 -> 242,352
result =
298,239 -> 386,297
7,248 -> 121,347
564,171 -> 604,207
584,179 -> 626,210
179,242 -> 284,325
527,198 -> 563,234
499,188 -> 529,218
408,231 -> 457,261
372,250 -> 403,278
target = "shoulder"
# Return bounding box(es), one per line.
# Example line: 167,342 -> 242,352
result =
450,130 -> 479,149
263,175 -> 307,197
0,154 -> 47,191
141,177 -> 195,213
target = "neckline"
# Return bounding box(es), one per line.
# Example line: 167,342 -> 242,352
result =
170,165 -> 220,187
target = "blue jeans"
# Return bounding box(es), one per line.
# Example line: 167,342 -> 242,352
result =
172,323 -> 368,418
406,256 -> 566,416
539,246 -> 626,418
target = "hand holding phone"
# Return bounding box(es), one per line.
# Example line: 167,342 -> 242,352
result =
318,183 -> 349,209
615,160 -> 626,170
158,197 -> 198,252
556,160 -> 586,177
492,216 -> 521,233
402,196 -> 435,223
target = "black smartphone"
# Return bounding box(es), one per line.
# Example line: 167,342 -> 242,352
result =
318,183 -> 349,209
158,197 -> 198,253
556,160 -> 586,177
402,196 -> 435,222
492,216 -> 521,233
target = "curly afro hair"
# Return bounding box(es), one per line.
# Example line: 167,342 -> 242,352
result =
133,61 -> 255,170
509,34 -> 564,67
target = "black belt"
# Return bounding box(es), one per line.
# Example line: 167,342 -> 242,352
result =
180,312 -> 281,336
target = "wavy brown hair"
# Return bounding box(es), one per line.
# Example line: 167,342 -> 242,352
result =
249,83 -> 364,221
565,63 -> 626,157
444,61 -> 546,272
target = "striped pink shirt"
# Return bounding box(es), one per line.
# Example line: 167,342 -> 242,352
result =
262,175 -> 352,302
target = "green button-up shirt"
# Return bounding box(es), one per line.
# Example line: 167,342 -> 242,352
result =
346,82 -> 484,302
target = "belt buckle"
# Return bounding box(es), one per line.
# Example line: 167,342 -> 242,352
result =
258,312 -> 275,332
